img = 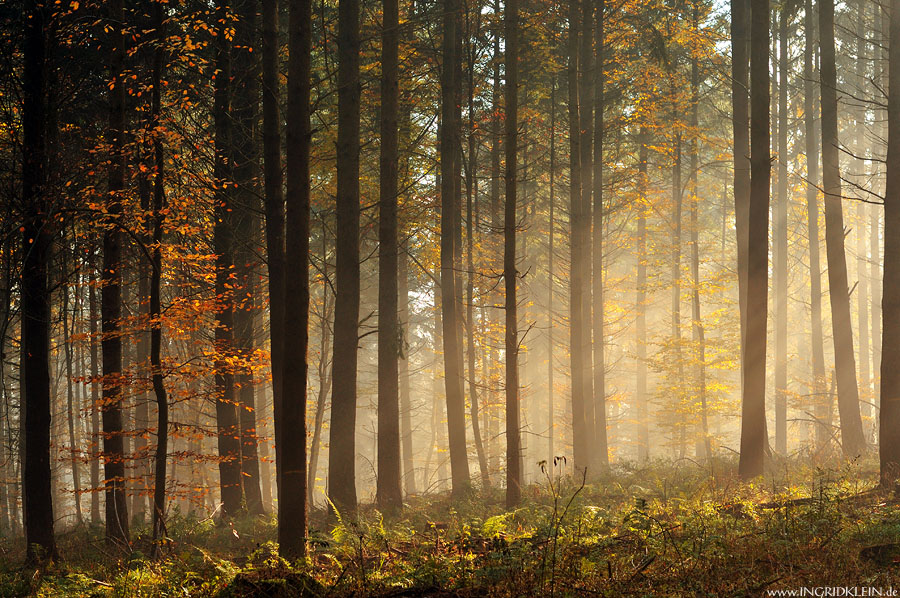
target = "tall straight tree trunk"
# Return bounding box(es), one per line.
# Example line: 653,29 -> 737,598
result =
881,0 -> 900,481
62,254 -> 82,524
399,238 -> 415,494
731,0 -> 751,382
213,0 -> 243,518
89,262 -> 101,524
578,0 -> 595,471
636,131 -> 649,462
149,0 -> 169,556
592,0 -> 607,469
739,0 -> 770,480
819,0 -> 866,458
21,0 -> 56,561
103,0 -> 130,545
548,78 -> 557,467
261,0 -> 286,507
465,7 -> 489,487
329,0 -> 362,512
855,0 -> 871,434
308,229 -> 332,507
281,0 -> 312,557
377,0 -> 403,511
804,0 -> 827,450
774,5 -> 790,455
671,132 -> 686,458
488,0 -> 502,483
568,0 -> 589,475
232,0 -> 264,516
440,0 -> 471,493
504,0 -> 521,508
689,26 -> 710,458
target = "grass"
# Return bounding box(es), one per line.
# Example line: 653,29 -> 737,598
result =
2,456 -> 900,596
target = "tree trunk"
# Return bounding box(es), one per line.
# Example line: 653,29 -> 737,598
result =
504,0 -> 521,509
149,0 -> 169,556
103,0 -> 130,545
281,0 -> 312,556
308,229 -> 332,507
774,4 -> 789,455
62,252 -> 83,524
261,0 -> 286,511
731,0 -> 750,387
819,0 -> 866,458
855,0 -> 871,437
568,0 -> 589,476
213,0 -> 243,518
399,239 -> 416,495
89,261 -> 101,524
377,0 -> 403,511
879,0 -> 900,483
440,0 -> 471,494
578,0 -> 595,473
548,78 -> 557,467
232,0 -> 264,516
329,0 -> 362,514
739,0 -> 770,480
804,0 -> 827,452
592,0 -> 607,470
21,0 -> 56,561
636,130 -> 649,462
689,24 -> 710,458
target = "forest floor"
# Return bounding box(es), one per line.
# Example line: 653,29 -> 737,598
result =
3,457 -> 900,597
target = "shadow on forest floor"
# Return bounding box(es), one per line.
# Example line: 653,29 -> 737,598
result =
3,455 -> 900,596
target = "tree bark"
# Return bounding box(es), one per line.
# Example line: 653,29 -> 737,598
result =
21,0 -> 56,561
232,0 -> 264,516
440,0 -> 471,494
731,0 -> 750,388
739,0 -> 770,480
282,0 -> 312,556
592,0 -> 607,470
504,0 -> 521,509
774,4 -> 790,455
636,130 -> 649,462
819,0 -> 866,458
149,0 -> 169,556
213,0 -> 243,518
103,0 -> 130,545
377,0 -> 403,511
879,0 -> 900,483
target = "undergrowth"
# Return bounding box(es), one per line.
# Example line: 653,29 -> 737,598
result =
2,456 -> 900,597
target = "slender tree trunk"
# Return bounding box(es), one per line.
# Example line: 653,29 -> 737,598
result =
308,228 -> 332,508
62,255 -> 83,524
731,0 -> 751,387
879,0 -> 900,483
504,0 -> 521,508
819,0 -> 866,457
232,0 -> 264,516
568,0 -> 588,475
855,0 -> 871,436
261,0 -> 286,511
21,0 -> 56,560
103,0 -> 130,545
377,0 -> 403,511
89,262 -> 101,524
804,0 -> 827,451
399,240 -> 416,495
465,8 -> 489,488
213,0 -> 243,518
282,0 -> 312,557
592,0 -> 607,469
775,4 -> 790,455
636,130 -> 649,462
578,0 -> 595,472
440,0 -> 471,494
739,0 -> 770,480
671,132 -> 686,458
548,79 -> 556,467
149,0 -> 169,556
689,25 -> 710,458
329,0 -> 362,514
